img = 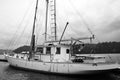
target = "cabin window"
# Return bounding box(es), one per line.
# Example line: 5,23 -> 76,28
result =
36,47 -> 43,54
46,47 -> 51,54
66,49 -> 70,54
56,47 -> 61,54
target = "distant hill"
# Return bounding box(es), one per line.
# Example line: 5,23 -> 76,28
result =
94,42 -> 120,53
0,49 -> 12,54
74,42 -> 120,54
13,45 -> 30,53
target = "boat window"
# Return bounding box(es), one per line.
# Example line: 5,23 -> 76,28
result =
56,47 -> 61,54
9,53 -> 14,56
46,47 -> 51,54
66,49 -> 69,54
36,47 -> 43,54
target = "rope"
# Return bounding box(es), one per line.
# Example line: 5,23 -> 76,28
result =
8,0 -> 35,49
68,0 -> 100,43
68,0 -> 93,34
35,0 -> 45,45
14,1 -> 35,49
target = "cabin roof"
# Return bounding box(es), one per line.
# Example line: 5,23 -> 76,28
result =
36,43 -> 70,48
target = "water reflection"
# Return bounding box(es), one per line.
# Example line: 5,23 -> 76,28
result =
0,62 -> 119,80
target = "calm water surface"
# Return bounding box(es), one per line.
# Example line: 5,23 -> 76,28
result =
0,54 -> 120,80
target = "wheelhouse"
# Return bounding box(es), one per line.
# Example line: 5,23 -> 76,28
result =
35,43 -> 70,62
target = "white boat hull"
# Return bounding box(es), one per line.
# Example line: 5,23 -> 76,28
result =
0,54 -> 7,61
5,55 -> 119,75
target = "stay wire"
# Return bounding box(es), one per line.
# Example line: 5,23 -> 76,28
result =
8,0 -> 35,49
14,0 -> 37,49
35,0 -> 46,45
68,0 -> 100,43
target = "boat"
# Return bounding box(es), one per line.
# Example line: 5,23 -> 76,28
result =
5,0 -> 119,75
0,51 -> 7,62
0,54 -> 6,61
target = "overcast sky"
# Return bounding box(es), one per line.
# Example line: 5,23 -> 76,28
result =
0,0 -> 120,49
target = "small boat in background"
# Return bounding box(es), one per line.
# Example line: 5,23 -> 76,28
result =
0,52 -> 7,62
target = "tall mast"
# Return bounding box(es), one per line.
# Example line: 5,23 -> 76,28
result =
50,0 -> 57,41
29,0 -> 38,60
45,0 -> 49,42
54,0 -> 57,41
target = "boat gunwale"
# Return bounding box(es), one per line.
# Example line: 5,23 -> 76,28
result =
6,55 -> 118,65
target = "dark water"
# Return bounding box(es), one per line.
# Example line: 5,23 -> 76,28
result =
0,61 -> 120,80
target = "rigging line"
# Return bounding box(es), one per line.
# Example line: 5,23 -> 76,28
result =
8,0 -> 35,49
57,4 -> 71,39
36,0 -> 45,43
12,22 -> 31,49
25,34 -> 31,46
14,1 -> 37,49
13,9 -> 35,49
68,0 -> 93,35
56,10 -> 68,39
14,20 -> 30,49
36,22 -> 44,44
68,0 -> 100,43
36,0 -> 46,45
25,0 -> 43,45
18,0 -> 40,46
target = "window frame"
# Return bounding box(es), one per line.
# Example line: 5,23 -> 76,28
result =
56,47 -> 61,54
66,49 -> 70,54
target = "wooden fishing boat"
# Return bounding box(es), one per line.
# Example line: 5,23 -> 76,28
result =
6,0 -> 119,75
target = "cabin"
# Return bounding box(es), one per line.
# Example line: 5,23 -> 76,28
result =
35,43 -> 71,62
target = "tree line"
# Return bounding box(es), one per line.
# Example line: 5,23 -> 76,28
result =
73,42 -> 120,54
13,42 -> 120,54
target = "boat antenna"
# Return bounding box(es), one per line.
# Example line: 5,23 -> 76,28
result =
59,22 -> 69,44
29,0 -> 38,60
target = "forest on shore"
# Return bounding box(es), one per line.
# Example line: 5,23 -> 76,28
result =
13,42 -> 120,54
74,42 -> 120,54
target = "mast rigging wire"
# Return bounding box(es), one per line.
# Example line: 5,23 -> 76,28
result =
35,0 -> 46,45
68,0 -> 100,43
8,0 -> 35,49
